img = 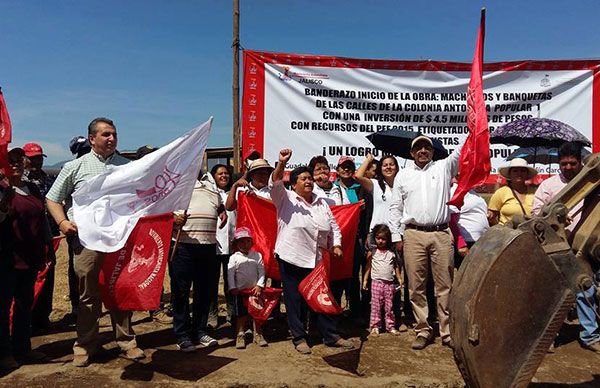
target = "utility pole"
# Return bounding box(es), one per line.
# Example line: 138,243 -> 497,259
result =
232,0 -> 241,172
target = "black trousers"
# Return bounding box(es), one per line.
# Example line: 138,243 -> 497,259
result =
277,257 -> 340,346
67,235 -> 79,312
209,254 -> 234,323
0,267 -> 36,356
170,243 -> 218,342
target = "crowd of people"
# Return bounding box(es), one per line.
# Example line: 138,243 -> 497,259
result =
0,116 -> 598,372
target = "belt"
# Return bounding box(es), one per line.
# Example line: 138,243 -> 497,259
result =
405,223 -> 449,232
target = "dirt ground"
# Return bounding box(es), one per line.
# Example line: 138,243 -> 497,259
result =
1,241 -> 600,387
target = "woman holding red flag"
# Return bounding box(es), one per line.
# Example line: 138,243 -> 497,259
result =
271,148 -> 354,355
0,148 -> 49,370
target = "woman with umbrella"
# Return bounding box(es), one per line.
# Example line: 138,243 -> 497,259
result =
487,158 -> 538,226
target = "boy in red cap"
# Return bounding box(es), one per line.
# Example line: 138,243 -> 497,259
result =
22,143 -> 57,331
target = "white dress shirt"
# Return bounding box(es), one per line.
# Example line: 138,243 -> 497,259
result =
216,188 -> 236,255
271,180 -> 342,269
313,183 -> 343,206
449,185 -> 489,243
235,177 -> 273,201
389,143 -> 463,242
227,250 -> 265,290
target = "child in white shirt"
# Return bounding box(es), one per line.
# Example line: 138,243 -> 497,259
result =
227,227 -> 267,349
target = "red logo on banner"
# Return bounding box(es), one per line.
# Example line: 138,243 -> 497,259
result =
240,287 -> 282,322
99,213 -> 174,311
128,167 -> 182,211
298,256 -> 343,315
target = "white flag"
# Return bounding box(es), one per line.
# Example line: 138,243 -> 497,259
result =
72,117 -> 213,252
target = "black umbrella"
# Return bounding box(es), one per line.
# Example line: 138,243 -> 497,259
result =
366,129 -> 448,160
507,146 -> 591,165
490,118 -> 591,148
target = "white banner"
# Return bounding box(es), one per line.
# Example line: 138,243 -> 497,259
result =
242,51 -> 600,178
73,118 -> 213,252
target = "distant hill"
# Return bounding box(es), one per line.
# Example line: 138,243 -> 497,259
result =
47,160 -> 70,169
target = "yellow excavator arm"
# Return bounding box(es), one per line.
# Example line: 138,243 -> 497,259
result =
450,153 -> 600,388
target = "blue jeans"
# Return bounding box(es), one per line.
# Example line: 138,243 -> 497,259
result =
170,243 -> 218,342
576,285 -> 600,346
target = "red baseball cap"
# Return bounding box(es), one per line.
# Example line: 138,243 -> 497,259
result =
336,156 -> 355,168
22,143 -> 46,157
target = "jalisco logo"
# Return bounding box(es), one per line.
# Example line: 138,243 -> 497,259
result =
127,166 -> 182,211
277,65 -> 330,85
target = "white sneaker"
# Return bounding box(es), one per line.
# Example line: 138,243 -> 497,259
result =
370,328 -> 379,337
195,334 -> 218,348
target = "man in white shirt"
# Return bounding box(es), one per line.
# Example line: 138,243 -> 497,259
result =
46,118 -> 146,367
449,184 -> 489,268
389,135 -> 463,350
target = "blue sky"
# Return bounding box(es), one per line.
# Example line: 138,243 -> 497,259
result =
1,0 -> 599,164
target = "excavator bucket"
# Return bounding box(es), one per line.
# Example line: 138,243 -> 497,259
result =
450,226 -> 575,388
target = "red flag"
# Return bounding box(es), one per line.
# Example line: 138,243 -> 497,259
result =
0,88 -> 12,174
99,213 -> 173,311
448,9 -> 491,208
0,88 -> 11,145
298,255 -> 343,315
235,192 -> 360,281
236,193 -> 279,278
240,287 -> 283,322
327,203 -> 361,280
0,143 -> 7,175
33,236 -> 64,305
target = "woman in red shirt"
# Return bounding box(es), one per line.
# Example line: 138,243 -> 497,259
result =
0,148 -> 49,370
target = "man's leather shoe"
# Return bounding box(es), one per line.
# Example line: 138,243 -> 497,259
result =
442,337 -> 454,349
121,347 -> 146,361
329,338 -> 355,350
583,341 -> 600,353
411,336 -> 430,350
294,341 -> 311,355
72,354 -> 90,368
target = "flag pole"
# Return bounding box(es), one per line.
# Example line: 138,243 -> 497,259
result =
169,210 -> 188,261
232,0 -> 241,173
